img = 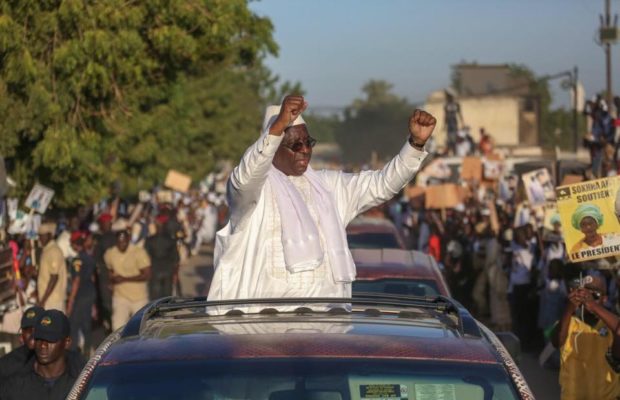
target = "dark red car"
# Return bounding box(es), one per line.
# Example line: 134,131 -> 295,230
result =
352,248 -> 451,298
68,295 -> 533,400
346,217 -> 406,250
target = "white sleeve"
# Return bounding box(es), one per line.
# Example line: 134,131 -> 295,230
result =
227,131 -> 283,230
319,141 -> 428,225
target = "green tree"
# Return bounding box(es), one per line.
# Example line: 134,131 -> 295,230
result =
303,113 -> 339,143
334,80 -> 412,164
0,0 -> 281,206
507,64 -> 584,151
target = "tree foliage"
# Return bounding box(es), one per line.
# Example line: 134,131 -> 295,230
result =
303,113 -> 339,143
334,80 -> 412,164
0,0 -> 283,206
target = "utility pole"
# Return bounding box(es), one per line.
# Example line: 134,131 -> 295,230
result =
605,0 -> 612,104
573,66 -> 579,153
600,0 -> 617,105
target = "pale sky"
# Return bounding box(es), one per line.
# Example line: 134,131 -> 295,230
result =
250,0 -> 620,110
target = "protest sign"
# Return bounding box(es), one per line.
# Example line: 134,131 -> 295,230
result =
164,170 -> 192,193
556,176 -> 620,262
7,198 -> 17,220
461,157 -> 482,181
405,185 -> 425,200
542,202 -> 560,231
8,210 -> 30,235
522,168 -> 555,208
425,184 -> 461,209
157,190 -> 174,204
483,159 -> 503,181
24,184 -> 54,214
561,174 -> 583,186
25,214 -> 41,240
513,203 -> 533,228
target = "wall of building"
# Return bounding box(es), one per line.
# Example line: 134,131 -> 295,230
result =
424,90 -> 526,149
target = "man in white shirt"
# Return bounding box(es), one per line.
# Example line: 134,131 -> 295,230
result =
208,95 -> 436,307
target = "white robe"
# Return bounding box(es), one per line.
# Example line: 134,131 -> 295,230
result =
207,131 -> 428,306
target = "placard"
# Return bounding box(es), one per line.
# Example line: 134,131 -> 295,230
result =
164,170 -> 192,193
460,157 -> 482,181
561,174 -> 583,186
24,184 -> 54,214
556,176 -> 620,262
405,185 -> 425,200
542,202 -> 560,231
483,159 -> 503,181
425,184 -> 461,209
156,190 -> 174,204
522,168 -> 555,208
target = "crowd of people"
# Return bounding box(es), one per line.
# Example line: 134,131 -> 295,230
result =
584,95 -> 620,178
373,92 -> 620,399
1,92 -> 620,399
0,187 -> 227,398
2,188 -> 225,347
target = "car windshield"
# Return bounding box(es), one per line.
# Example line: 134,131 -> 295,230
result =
347,233 -> 402,249
82,359 -> 520,400
353,279 -> 440,297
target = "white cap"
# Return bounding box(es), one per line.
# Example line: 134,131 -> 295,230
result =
262,105 -> 306,133
38,223 -> 56,235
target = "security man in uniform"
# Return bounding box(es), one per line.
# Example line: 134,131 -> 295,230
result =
67,231 -> 97,356
0,306 -> 44,381
0,309 -> 85,400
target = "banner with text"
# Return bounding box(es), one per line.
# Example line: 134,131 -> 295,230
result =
556,176 -> 620,262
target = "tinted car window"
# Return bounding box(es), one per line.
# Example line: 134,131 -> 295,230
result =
347,233 -> 402,249
82,360 -> 519,400
353,279 -> 440,297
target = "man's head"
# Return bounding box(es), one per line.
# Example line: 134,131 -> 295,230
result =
37,223 -> 56,247
70,231 -> 86,253
273,125 -> 316,176
97,213 -> 113,233
584,275 -> 608,307
116,230 -> 130,252
33,309 -> 71,366
263,104 -> 315,177
20,306 -> 44,350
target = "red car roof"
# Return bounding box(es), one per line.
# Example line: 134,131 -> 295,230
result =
100,331 -> 498,366
352,249 -> 451,296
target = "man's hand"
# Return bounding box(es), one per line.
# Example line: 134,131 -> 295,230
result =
568,288 -> 583,310
575,287 -> 598,313
409,109 -> 437,146
269,95 -> 308,135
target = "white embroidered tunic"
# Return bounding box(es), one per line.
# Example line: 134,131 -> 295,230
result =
207,130 -> 428,307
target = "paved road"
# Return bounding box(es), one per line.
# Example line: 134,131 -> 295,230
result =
179,246 -> 561,399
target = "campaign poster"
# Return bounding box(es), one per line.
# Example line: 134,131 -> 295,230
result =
24,184 -> 55,214
522,168 -> 555,208
542,202 -> 560,231
556,176 -> 620,262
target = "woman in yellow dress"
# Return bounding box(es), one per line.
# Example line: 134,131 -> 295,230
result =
570,204 -> 615,253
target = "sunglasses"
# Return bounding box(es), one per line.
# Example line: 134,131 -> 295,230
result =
281,137 -> 317,152
590,290 -> 602,300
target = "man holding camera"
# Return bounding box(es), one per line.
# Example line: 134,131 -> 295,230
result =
553,275 -> 620,400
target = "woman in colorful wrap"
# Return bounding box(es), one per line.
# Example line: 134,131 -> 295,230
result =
570,204 -> 619,253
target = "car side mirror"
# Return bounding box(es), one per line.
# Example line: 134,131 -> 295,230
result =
495,331 -> 521,365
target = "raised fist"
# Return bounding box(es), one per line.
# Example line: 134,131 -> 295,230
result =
408,109 -> 437,145
269,95 -> 308,135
